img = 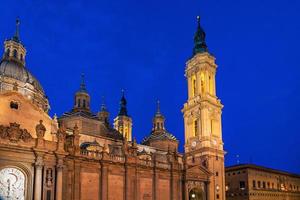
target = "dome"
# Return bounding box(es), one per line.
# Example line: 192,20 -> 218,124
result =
0,59 -> 45,94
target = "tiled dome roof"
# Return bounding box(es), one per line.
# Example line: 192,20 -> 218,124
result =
0,59 -> 45,94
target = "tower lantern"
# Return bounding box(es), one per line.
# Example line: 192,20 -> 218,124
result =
3,18 -> 27,66
73,74 -> 91,112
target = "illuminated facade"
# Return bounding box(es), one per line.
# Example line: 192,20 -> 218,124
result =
225,164 -> 300,200
0,17 -> 225,200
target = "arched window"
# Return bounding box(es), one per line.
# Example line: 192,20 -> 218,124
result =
83,99 -> 86,108
13,49 -> 18,58
20,54 -> 23,61
208,75 -> 211,94
200,73 -> 205,94
194,120 -> 198,136
6,49 -> 10,57
77,99 -> 81,107
0,167 -> 26,200
192,78 -> 196,96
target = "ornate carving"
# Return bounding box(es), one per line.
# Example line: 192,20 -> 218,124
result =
187,181 -> 205,191
35,120 -> 46,139
35,155 -> 44,169
0,122 -> 32,142
56,124 -> 66,141
201,156 -> 209,169
46,168 -> 53,187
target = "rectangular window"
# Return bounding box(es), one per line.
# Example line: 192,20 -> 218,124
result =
258,181 -> 261,188
263,181 -> 266,189
240,181 -> 246,190
253,180 -> 256,188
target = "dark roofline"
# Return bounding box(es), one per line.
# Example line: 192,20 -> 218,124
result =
226,163 -> 300,179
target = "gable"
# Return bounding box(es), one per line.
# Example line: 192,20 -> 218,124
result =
0,91 -> 57,141
185,165 -> 213,181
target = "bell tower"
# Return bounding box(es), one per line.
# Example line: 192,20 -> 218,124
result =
182,16 -> 225,200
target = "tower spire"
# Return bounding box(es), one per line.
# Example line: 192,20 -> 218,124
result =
193,15 -> 208,55
13,17 -> 20,43
100,96 -> 107,111
156,100 -> 160,114
79,73 -> 87,92
118,89 -> 128,116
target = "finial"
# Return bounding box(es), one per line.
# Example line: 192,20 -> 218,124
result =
100,96 -> 107,111
13,17 -> 21,42
79,73 -> 86,92
156,100 -> 161,114
193,15 -> 208,55
118,89 -> 128,116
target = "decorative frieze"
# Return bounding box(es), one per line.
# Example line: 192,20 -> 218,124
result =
0,122 -> 32,142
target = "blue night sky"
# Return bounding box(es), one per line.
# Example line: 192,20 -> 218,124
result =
0,0 -> 299,174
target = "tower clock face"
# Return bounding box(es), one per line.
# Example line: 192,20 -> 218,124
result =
191,141 -> 197,147
0,168 -> 25,200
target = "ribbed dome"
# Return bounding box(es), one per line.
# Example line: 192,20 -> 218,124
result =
0,59 -> 45,94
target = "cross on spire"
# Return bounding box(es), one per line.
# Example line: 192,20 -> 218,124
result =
156,100 -> 161,114
79,73 -> 87,92
193,15 -> 208,55
13,17 -> 21,42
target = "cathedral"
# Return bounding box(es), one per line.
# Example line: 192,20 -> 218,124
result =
0,17 -> 225,200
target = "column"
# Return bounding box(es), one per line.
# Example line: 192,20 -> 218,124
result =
154,169 -> 159,200
34,164 -> 43,200
187,77 -> 192,99
56,160 -> 64,200
101,164 -> 108,200
74,161 -> 81,200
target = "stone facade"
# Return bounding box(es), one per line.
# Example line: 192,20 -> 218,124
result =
0,17 -> 225,200
225,164 -> 300,200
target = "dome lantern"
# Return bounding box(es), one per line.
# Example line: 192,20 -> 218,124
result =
3,18 -> 26,67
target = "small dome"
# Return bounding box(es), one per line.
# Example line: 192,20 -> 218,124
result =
0,59 -> 45,94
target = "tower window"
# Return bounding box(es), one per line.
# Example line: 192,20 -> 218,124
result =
192,78 -> 196,96
20,54 -> 23,61
10,101 -> 19,109
194,120 -> 198,136
77,99 -> 81,107
6,49 -> 10,57
13,49 -> 17,58
240,181 -> 246,190
83,99 -> 86,108
208,76 -> 211,93
200,73 -> 205,93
